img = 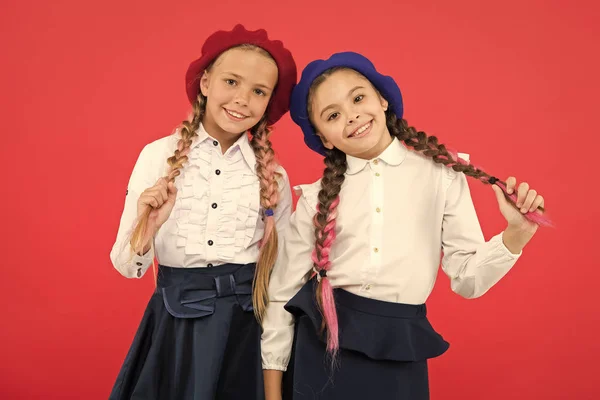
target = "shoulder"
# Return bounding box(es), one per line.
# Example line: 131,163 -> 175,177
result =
442,152 -> 470,187
292,179 -> 322,210
404,147 -> 470,189
273,165 -> 292,196
129,133 -> 178,180
139,133 -> 178,159
275,164 -> 290,182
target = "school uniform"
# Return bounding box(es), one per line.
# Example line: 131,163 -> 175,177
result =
261,138 -> 521,399
109,124 -> 292,400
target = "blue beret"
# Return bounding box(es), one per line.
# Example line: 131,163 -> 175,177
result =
289,52 -> 403,156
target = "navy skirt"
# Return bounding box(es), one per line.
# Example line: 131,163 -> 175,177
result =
283,280 -> 449,400
109,263 -> 264,400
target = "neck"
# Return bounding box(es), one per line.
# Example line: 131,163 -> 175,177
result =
201,117 -> 245,154
354,130 -> 394,161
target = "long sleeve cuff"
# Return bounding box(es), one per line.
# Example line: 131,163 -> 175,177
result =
260,304 -> 295,371
447,232 -> 521,299
111,238 -> 154,279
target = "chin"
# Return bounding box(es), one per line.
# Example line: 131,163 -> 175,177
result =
217,118 -> 254,135
354,137 -> 379,152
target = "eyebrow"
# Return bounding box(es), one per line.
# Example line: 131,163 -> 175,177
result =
319,86 -> 365,118
223,72 -> 274,91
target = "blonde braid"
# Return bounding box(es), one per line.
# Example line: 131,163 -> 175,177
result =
129,94 -> 206,257
249,116 -> 281,322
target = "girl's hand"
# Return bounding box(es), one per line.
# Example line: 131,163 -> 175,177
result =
492,177 -> 544,253
137,178 -> 178,235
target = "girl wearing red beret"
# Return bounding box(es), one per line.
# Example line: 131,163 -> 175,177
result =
109,24 -> 297,400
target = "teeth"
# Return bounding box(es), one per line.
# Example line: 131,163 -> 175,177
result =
357,123 -> 369,134
350,122 -> 371,137
226,109 -> 245,118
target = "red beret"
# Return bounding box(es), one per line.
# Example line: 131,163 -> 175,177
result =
185,24 -> 297,126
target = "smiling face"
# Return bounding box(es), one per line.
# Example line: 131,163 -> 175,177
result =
200,46 -> 278,143
308,68 -> 392,160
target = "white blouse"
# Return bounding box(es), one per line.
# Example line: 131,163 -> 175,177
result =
261,138 -> 521,371
110,124 -> 292,278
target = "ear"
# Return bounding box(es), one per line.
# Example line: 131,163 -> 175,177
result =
380,96 -> 389,111
317,132 -> 334,150
200,71 -> 210,97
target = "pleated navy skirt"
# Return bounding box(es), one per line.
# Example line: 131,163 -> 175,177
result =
109,263 -> 264,400
283,279 -> 449,400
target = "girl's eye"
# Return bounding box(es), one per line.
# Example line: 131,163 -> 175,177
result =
354,95 -> 364,103
254,89 -> 266,96
225,79 -> 236,86
328,112 -> 339,121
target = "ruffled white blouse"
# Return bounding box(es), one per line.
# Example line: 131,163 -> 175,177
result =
110,123 -> 292,278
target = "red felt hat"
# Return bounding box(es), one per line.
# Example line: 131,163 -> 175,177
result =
185,24 -> 297,126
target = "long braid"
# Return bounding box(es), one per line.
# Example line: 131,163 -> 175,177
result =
305,69 -> 349,355
312,148 -> 347,354
129,94 -> 205,256
386,111 -> 550,226
249,116 -> 281,322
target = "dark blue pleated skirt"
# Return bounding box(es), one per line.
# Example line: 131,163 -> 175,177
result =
109,263 -> 264,400
283,279 -> 449,400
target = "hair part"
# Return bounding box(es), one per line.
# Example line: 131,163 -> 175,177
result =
307,67 -> 355,133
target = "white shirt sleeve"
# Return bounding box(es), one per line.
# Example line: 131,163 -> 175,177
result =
261,188 -> 316,371
441,172 -> 521,298
110,144 -> 160,278
273,167 -> 293,240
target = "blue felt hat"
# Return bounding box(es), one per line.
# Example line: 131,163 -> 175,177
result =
289,52 -> 403,156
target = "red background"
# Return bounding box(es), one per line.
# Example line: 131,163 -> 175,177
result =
1,0 -> 598,398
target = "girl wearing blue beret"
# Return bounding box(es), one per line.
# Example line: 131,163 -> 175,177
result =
261,52 -> 549,399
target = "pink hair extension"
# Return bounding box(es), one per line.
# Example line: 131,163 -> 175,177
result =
486,178 -> 553,227
312,196 -> 340,353
321,277 -> 339,353
427,143 -> 553,227
447,150 -> 470,166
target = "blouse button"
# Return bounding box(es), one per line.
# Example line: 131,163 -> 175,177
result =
213,140 -> 218,146
374,247 -> 379,253
208,240 -> 214,246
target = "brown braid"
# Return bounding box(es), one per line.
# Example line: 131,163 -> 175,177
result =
387,111 -> 489,177
386,111 -> 544,212
249,116 -> 282,322
313,148 -> 347,333
307,70 -> 348,343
